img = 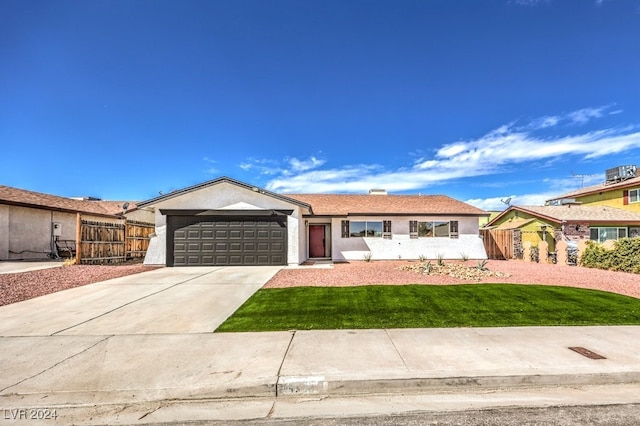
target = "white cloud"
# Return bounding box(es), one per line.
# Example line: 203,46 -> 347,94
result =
245,106 -> 640,199
567,106 -> 607,124
465,192 -> 555,211
511,0 -> 550,5
203,157 -> 217,174
238,158 -> 281,175
287,156 -> 326,172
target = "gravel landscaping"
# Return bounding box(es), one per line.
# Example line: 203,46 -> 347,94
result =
2,259 -> 639,307
0,263 -> 161,306
265,260 -> 640,299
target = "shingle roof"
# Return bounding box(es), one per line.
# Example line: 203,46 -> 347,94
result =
494,205 -> 640,225
0,185 -> 135,217
548,175 -> 640,201
287,193 -> 488,216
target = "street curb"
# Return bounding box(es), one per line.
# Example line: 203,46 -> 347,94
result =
276,371 -> 640,397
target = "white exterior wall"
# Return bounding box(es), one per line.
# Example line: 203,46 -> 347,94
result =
331,216 -> 486,261
0,206 -> 79,260
143,181 -> 304,265
123,208 -> 154,223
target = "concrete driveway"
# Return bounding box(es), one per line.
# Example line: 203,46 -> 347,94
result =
0,265 -> 282,336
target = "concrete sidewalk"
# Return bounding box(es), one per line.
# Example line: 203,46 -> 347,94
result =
0,260 -> 63,274
1,266 -> 640,424
2,326 -> 640,424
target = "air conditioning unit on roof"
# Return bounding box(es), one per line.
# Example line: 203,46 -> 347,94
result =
605,165 -> 637,183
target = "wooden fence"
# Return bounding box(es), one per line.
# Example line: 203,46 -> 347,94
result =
126,220 -> 155,259
75,214 -> 154,264
480,229 -> 515,260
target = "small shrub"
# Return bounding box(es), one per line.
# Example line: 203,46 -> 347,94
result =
580,238 -> 640,273
459,252 -> 469,262
363,252 -> 373,262
477,259 -> 488,271
436,254 -> 444,266
418,254 -> 426,262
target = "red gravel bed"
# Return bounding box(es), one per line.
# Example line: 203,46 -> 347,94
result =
264,260 -> 640,299
0,264 -> 161,306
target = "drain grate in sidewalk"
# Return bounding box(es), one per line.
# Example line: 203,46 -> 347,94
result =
569,346 -> 606,360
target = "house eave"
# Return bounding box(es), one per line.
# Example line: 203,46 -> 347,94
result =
137,176 -> 313,213
159,209 -> 294,216
0,200 -> 120,219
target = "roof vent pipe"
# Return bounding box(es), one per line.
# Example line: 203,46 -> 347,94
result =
368,189 -> 387,195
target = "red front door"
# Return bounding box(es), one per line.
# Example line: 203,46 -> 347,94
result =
309,225 -> 326,258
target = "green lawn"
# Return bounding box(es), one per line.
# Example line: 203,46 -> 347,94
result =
215,284 -> 640,332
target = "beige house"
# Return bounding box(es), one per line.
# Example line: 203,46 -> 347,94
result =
0,185 -> 149,261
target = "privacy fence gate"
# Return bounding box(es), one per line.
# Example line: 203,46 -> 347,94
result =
70,214 -> 155,264
480,229 -> 516,260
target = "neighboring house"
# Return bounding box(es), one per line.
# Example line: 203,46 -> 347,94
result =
0,185 -> 149,261
546,164 -> 640,212
485,204 -> 640,256
138,177 -> 489,267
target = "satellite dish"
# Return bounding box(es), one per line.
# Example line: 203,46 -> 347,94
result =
122,202 -> 130,210
500,197 -> 512,206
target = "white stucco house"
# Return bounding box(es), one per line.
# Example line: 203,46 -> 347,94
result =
139,177 -> 489,266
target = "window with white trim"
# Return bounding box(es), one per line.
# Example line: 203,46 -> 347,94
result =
589,227 -> 627,243
630,189 -> 639,204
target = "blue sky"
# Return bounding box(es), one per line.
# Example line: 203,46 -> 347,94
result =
2,0 -> 640,210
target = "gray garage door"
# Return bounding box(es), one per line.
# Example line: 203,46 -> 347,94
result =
169,216 -> 287,266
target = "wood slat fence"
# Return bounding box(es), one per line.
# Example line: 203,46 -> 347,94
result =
480,229 -> 515,260
74,214 -> 154,264
126,220 -> 155,259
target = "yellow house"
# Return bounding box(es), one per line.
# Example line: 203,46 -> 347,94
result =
485,204 -> 640,259
547,165 -> 640,213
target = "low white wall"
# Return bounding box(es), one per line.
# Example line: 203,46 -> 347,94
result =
331,216 -> 487,261
143,225 -> 166,265
335,234 -> 487,261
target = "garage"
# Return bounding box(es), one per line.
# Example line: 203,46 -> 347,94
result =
166,214 -> 288,266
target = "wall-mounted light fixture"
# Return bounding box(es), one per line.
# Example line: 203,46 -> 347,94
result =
305,220 -> 308,227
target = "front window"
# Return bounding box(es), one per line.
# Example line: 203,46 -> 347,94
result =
418,221 -> 450,238
590,227 -> 627,243
630,189 -> 639,203
349,221 -> 383,237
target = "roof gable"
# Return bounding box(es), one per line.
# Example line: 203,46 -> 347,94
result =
136,176 -> 313,211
